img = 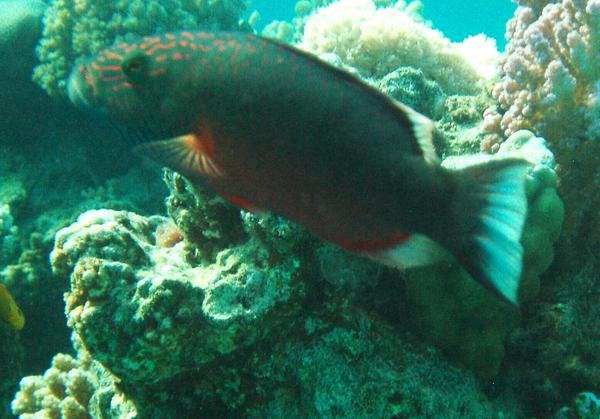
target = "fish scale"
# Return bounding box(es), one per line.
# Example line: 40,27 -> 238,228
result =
68,31 -> 530,304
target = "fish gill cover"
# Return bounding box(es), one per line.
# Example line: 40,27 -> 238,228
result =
1,0 -> 598,418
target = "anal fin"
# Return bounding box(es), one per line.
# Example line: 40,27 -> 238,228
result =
366,234 -> 452,269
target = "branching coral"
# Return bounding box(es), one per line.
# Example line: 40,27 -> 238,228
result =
11,333 -> 136,419
483,0 -> 600,148
34,0 -> 248,96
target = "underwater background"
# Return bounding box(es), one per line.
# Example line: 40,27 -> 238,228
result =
0,0 -> 598,418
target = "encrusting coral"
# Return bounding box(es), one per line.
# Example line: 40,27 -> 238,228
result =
49,207 -> 305,389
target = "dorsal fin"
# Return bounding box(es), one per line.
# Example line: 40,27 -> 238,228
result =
394,101 -> 439,164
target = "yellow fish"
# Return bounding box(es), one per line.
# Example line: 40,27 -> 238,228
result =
0,283 -> 25,330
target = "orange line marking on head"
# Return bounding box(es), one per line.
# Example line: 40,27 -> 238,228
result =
155,53 -> 168,62
105,51 -> 124,60
181,31 -> 195,40
146,41 -> 177,56
165,33 -> 176,40
190,44 -> 197,50
147,68 -> 167,76
172,52 -> 183,60
197,32 -> 215,39
94,64 -> 122,72
199,45 -> 211,52
112,81 -> 133,91
144,36 -> 161,43
180,40 -> 188,47
101,74 -> 126,82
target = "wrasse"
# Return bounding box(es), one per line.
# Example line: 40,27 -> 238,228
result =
0,283 -> 25,330
67,31 -> 529,304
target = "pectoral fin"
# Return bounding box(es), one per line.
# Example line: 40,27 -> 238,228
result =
134,133 -> 224,179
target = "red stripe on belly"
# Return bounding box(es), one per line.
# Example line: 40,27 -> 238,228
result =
334,232 -> 412,252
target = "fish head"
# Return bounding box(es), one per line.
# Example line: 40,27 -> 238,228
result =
67,36 -> 199,142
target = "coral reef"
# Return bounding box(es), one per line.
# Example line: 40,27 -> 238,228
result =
264,0 -> 402,43
34,0 -> 248,96
476,5 -> 600,412
163,170 -> 244,262
30,133 -> 564,415
0,203 -> 19,265
50,207 -> 306,389
480,0 -> 600,280
12,333 -> 136,419
377,66 -> 445,118
0,324 -> 23,419
483,0 -> 600,146
556,392 -> 600,419
506,258 -> 600,415
0,0 -> 45,92
1,0 -> 589,416
300,0 -> 499,94
38,199 -> 526,416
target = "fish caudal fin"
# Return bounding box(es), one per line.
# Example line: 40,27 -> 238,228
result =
447,158 -> 529,305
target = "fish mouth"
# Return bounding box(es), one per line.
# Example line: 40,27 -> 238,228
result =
67,67 -> 92,110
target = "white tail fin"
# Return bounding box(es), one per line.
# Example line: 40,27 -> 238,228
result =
447,158 -> 529,304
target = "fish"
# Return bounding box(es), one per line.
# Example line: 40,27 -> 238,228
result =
0,283 -> 25,330
67,31 -> 529,304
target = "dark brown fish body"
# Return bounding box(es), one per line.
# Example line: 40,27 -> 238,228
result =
68,31 -> 529,304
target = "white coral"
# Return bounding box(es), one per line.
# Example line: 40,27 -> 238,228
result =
300,0 -> 497,94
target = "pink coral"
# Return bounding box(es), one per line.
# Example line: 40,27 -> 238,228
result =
483,0 -> 600,148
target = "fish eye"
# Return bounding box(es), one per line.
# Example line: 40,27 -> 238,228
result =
121,51 -> 148,83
